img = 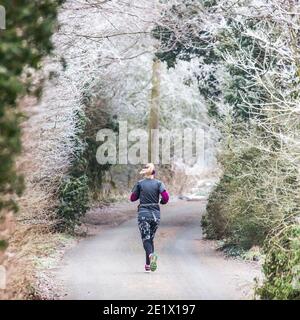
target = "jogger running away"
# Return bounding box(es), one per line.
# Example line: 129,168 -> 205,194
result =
130,163 -> 169,272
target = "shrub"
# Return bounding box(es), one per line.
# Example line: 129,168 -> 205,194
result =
202,126 -> 300,250
56,109 -> 90,231
57,175 -> 89,231
257,224 -> 300,300
56,94 -> 115,230
0,1 -> 63,213
201,175 -> 231,240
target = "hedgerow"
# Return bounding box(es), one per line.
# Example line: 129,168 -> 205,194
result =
257,224 -> 300,300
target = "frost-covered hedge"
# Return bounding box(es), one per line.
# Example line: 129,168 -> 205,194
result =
57,109 -> 89,231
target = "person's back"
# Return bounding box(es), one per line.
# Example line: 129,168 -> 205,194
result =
138,178 -> 163,204
132,178 -> 168,219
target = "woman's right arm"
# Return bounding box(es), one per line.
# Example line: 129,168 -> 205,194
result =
160,190 -> 169,204
130,182 -> 140,202
130,192 -> 139,202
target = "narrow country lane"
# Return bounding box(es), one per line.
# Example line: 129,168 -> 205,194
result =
54,201 -> 260,300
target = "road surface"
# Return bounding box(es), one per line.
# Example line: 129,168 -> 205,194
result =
53,201 -> 260,299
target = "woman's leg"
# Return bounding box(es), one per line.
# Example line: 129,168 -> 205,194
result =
150,239 -> 154,253
138,217 -> 152,265
150,217 -> 160,251
144,241 -> 152,265
148,218 -> 160,271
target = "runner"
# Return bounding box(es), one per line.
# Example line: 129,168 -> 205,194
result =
130,163 -> 169,272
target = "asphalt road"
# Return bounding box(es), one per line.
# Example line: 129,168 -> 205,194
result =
54,201 -> 260,300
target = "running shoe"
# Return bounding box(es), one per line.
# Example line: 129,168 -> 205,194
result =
145,264 -> 151,272
149,253 -> 158,272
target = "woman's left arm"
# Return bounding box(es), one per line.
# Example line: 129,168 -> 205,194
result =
159,181 -> 169,204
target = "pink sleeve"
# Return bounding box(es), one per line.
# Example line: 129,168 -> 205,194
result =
161,190 -> 169,204
130,192 -> 139,202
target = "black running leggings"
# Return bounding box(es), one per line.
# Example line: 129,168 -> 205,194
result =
143,239 -> 154,265
138,214 -> 160,265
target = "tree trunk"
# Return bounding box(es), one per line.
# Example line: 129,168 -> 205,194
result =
148,58 -> 161,163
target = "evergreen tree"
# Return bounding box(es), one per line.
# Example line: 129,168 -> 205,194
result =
0,1 -> 63,265
0,1 -> 63,214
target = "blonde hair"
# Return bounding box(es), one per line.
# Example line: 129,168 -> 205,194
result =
139,163 -> 155,178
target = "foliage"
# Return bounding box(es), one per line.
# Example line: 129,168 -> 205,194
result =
81,90 -> 115,194
257,224 -> 300,300
0,0 -> 63,213
57,174 -> 89,231
152,0 -> 222,120
56,91 -> 116,230
57,109 -> 90,231
0,239 -> 8,251
153,0 -> 300,298
203,125 -> 299,249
